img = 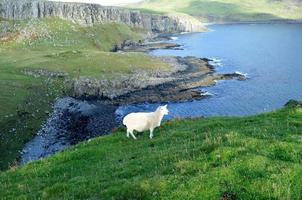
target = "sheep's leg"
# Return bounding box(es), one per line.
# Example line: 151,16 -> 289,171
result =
129,130 -> 137,140
149,128 -> 154,139
126,129 -> 130,138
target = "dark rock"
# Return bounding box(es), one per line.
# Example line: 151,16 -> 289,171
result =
285,99 -> 302,107
17,110 -> 30,117
221,192 -> 237,200
20,97 -> 118,164
121,41 -> 182,52
220,73 -> 247,81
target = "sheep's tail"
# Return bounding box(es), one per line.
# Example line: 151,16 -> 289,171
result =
122,117 -> 127,126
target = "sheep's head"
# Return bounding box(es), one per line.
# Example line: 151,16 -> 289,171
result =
159,105 -> 169,115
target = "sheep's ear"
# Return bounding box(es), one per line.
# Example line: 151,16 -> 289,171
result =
164,104 -> 168,108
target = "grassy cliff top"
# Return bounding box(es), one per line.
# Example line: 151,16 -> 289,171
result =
129,0 -> 302,22
1,102 -> 302,199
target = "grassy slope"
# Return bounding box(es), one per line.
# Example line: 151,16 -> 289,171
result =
0,18 -> 170,170
0,57 -> 64,170
130,0 -> 302,22
2,18 -> 142,52
1,103 -> 302,199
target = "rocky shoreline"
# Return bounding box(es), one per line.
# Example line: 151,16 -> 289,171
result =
111,56 -> 246,104
113,38 -> 183,53
72,55 -> 246,104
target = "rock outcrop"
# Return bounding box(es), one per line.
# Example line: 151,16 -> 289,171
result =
70,56 -> 247,103
0,0 -> 205,33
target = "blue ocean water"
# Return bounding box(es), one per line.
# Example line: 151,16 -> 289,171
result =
117,24 -> 302,119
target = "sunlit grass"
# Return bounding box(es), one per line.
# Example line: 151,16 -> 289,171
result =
130,0 -> 302,22
0,103 -> 301,199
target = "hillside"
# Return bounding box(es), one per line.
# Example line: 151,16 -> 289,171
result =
1,101 -> 302,199
0,17 -> 170,170
129,0 -> 302,22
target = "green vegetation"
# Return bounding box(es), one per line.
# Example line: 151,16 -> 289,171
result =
130,0 -> 302,22
1,102 -> 302,199
0,18 -> 170,170
0,17 -> 143,51
0,68 -> 64,170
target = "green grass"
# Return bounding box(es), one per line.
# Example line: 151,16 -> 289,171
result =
0,70 -> 64,170
0,17 -> 143,51
0,49 -> 169,79
130,0 -> 302,22
0,18 -> 170,170
1,102 -> 302,199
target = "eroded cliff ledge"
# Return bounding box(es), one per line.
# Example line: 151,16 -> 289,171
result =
0,0 -> 205,33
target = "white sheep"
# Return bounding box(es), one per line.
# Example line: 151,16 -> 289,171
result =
122,105 -> 169,139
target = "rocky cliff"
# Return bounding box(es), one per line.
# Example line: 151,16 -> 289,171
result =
0,0 -> 205,33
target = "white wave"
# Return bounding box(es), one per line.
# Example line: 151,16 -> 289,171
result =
235,71 -> 248,77
170,36 -> 178,41
209,57 -> 223,67
211,57 -> 221,62
200,91 -> 214,96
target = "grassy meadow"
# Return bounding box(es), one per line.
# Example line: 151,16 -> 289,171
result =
0,102 -> 302,199
0,17 -> 170,170
130,0 -> 302,22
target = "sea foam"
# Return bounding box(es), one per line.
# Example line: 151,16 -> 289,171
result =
209,57 -> 223,67
235,71 -> 249,78
200,91 -> 214,96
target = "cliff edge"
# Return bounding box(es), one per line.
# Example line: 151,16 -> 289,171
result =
0,0 -> 205,33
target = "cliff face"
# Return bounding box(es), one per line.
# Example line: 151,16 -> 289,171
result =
0,0 -> 204,33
